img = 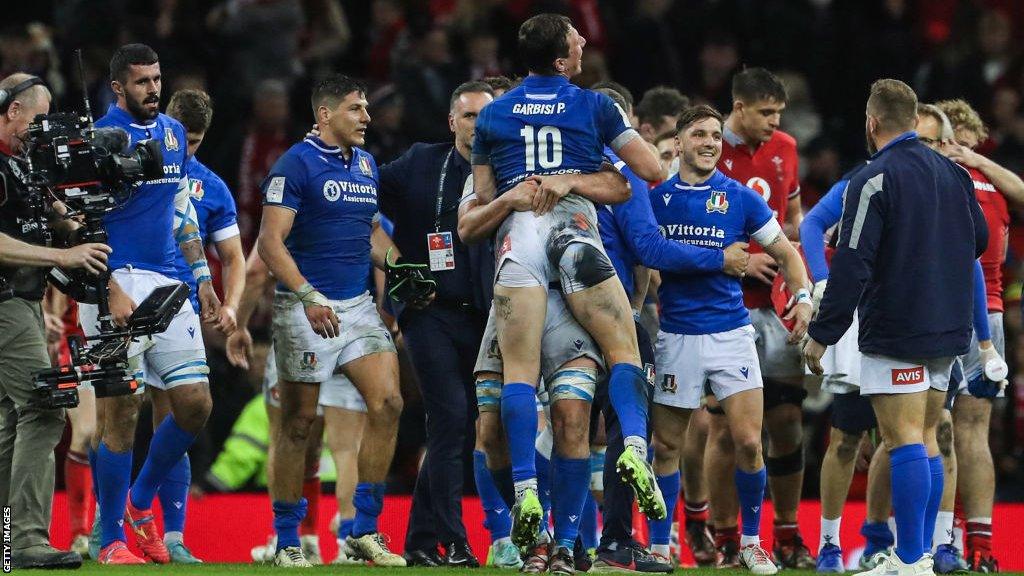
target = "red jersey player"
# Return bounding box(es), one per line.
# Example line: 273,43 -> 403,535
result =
936,99 -> 1014,573
703,68 -> 814,569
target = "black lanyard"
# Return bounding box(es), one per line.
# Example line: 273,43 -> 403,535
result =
434,147 -> 455,233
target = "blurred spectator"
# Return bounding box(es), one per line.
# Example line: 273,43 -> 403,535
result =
692,33 -> 738,113
0,23 -> 64,100
778,71 -> 822,146
365,0 -> 407,82
610,0 -> 682,95
205,0 -> 304,102
233,79 -> 292,252
635,86 -> 688,143
297,0 -> 352,80
363,84 -> 411,164
798,136 -> 843,208
464,30 -> 504,81
574,49 -> 610,88
482,75 -> 516,98
395,26 -> 462,143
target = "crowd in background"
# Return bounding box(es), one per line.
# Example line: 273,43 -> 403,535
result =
5,0 -> 1024,501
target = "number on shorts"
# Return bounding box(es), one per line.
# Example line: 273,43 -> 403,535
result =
520,125 -> 563,171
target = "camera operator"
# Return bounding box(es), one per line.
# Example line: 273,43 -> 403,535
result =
0,72 -> 109,570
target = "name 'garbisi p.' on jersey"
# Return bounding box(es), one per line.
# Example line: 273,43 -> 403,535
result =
261,136 -> 380,301
471,74 -> 640,195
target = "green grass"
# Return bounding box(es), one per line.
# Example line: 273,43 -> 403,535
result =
39,565 -> 1024,576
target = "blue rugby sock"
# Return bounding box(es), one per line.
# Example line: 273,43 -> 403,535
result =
475,451 -> 512,541
608,364 -> 649,443
580,491 -> 599,551
338,518 -> 354,540
501,383 -> 539,489
273,498 -> 307,551
861,521 -> 895,557
96,443 -> 132,547
648,471 -> 680,545
890,444 -> 930,564
130,416 -> 196,510
924,456 -> 944,550
352,482 -> 386,537
550,455 -> 590,550
158,455 -> 191,534
735,467 -> 767,540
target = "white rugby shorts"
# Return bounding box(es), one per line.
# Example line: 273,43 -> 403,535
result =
653,325 -> 763,410
272,290 -> 394,383
859,353 -> 955,395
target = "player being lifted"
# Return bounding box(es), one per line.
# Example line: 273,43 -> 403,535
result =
468,13 -> 665,547
258,74 -> 408,567
648,105 -> 811,576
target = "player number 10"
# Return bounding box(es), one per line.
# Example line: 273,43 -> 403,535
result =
520,125 -> 563,171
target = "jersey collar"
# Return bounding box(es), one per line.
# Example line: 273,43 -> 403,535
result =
871,131 -> 918,159
671,168 -> 722,190
522,74 -> 569,98
105,103 -> 157,130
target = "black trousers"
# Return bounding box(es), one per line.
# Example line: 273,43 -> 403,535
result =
599,319 -> 656,547
401,303 -> 486,549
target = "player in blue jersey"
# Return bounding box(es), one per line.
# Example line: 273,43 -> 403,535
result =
469,13 -> 667,551
79,44 -> 222,565
147,88 -> 245,563
257,74 -> 407,568
648,105 -> 812,576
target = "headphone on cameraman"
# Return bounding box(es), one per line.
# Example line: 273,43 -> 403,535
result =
0,76 -> 44,115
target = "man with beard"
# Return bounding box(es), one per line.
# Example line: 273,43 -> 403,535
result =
804,79 -> 987,576
84,43 -> 223,564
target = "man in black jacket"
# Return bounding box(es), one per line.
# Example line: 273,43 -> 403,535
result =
377,80 -> 496,567
804,79 -> 987,576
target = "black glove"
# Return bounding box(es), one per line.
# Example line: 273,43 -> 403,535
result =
385,248 -> 436,304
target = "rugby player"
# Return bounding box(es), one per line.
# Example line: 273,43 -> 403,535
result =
468,13 -> 666,553
707,67 -> 812,568
936,99 -> 1013,573
84,43 -> 221,565
257,73 -> 405,567
649,104 -> 811,576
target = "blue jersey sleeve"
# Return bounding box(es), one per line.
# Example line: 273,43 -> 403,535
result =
262,152 -> 306,212
208,180 -> 239,242
810,169 -> 887,346
616,173 -> 723,273
799,179 -> 847,282
594,92 -> 636,152
471,105 -> 493,166
972,259 -> 991,341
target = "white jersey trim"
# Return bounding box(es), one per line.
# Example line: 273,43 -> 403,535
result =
210,223 -> 240,243
750,218 -> 783,246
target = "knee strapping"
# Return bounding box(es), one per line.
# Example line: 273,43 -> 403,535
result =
549,367 -> 599,404
558,242 -> 615,291
476,379 -> 503,412
766,447 -> 805,476
157,357 -> 210,387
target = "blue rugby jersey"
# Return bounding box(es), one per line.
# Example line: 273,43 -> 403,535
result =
649,170 -> 780,335
261,136 -> 380,301
472,74 -> 639,195
96,104 -> 190,275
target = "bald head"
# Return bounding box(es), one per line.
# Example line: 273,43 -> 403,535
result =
0,73 -> 51,152
0,73 -> 50,111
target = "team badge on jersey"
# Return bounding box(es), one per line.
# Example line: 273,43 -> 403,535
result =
644,363 -> 656,386
705,190 -> 729,214
661,374 -> 677,394
187,178 -> 204,200
164,127 -> 180,151
300,352 -> 318,371
358,155 -> 371,176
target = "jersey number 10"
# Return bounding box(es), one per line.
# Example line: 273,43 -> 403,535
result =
520,126 -> 563,171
